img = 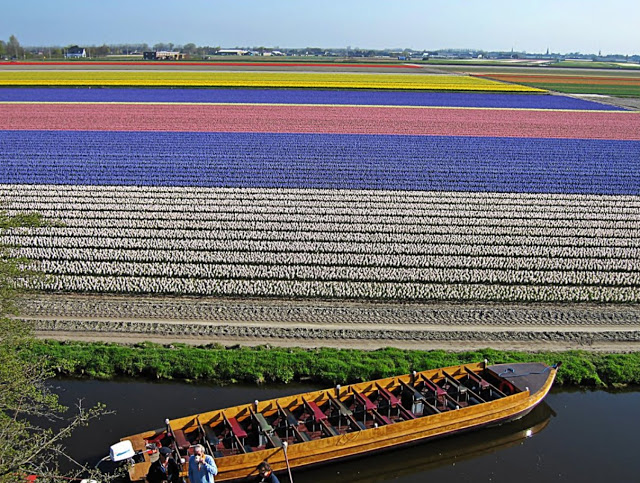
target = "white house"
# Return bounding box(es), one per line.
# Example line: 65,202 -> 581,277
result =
65,46 -> 86,58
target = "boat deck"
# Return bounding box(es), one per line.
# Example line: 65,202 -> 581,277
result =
488,363 -> 555,394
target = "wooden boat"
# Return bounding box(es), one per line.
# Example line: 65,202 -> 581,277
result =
119,361 -> 558,482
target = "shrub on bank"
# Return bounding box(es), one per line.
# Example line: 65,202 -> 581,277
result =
28,340 -> 640,387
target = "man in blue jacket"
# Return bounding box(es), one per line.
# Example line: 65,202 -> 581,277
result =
188,444 -> 218,483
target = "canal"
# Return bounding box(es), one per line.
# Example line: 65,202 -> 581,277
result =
51,379 -> 639,482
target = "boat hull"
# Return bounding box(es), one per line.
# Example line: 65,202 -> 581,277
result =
121,362 -> 557,482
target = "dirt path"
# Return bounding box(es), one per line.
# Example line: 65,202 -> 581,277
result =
19,293 -> 640,352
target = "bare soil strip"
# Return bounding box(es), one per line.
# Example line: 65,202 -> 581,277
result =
20,293 -> 640,352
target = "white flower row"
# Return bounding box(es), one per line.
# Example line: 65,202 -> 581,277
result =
6,227 -> 638,248
34,259 -> 640,286
31,275 -> 640,303
3,184 -> 640,209
4,184 -> 639,302
21,215 -> 638,234
6,234 -> 639,256
20,246 -> 636,271
8,237 -> 638,260
4,200 -> 639,220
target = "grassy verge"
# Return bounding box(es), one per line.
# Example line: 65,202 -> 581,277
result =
511,83 -> 640,97
29,340 -> 640,388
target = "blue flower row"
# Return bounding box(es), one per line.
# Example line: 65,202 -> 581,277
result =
0,87 -> 625,110
1,130 -> 638,194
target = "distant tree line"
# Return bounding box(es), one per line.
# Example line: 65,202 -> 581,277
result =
3,34 -> 639,62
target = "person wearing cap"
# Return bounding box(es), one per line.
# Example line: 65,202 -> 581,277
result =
256,461 -> 280,483
146,446 -> 183,483
188,444 -> 218,483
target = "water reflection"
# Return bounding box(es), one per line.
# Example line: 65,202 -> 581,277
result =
293,401 -> 554,482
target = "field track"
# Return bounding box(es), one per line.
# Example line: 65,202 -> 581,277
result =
19,294 -> 640,352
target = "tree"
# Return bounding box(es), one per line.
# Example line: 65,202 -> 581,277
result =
182,43 -> 197,54
0,211 -> 116,482
8,35 -> 21,58
93,44 -> 111,58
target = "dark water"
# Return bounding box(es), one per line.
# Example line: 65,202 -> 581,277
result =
50,379 -> 640,482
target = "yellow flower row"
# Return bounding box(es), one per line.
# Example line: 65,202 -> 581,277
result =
0,71 -> 544,92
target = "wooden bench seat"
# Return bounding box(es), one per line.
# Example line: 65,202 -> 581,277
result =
353,391 -> 377,411
305,400 -> 328,421
281,407 -> 299,427
226,417 -> 248,439
376,384 -> 400,406
253,412 -> 273,434
172,429 -> 190,450
202,425 -> 219,446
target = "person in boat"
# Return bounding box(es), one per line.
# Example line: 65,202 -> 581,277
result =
188,444 -> 218,483
255,461 -> 279,483
146,446 -> 183,483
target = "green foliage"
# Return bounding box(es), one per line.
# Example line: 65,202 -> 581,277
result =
0,211 -> 116,482
510,82 -> 640,97
25,340 -> 640,389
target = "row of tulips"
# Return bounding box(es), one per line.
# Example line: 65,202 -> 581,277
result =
0,71 -> 544,91
2,105 -> 640,141
3,184 -> 638,209
0,87 -> 621,109
32,260 -> 640,286
4,203 -> 638,223
6,235 -> 637,259
6,227 -> 638,248
10,217 -> 637,235
2,131 -> 639,194
35,275 -> 640,303
19,247 -> 638,272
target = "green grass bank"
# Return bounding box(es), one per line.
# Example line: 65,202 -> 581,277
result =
29,341 -> 640,388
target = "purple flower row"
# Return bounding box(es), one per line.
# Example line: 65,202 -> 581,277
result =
1,130 -> 639,195
0,87 -> 626,110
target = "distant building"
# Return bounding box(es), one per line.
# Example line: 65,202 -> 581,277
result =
65,46 -> 86,58
216,49 -> 250,56
155,51 -> 182,60
143,51 -> 183,60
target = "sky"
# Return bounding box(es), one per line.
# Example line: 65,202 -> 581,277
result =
2,0 -> 639,55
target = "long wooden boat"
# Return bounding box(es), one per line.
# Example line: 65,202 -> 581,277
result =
119,361 -> 558,482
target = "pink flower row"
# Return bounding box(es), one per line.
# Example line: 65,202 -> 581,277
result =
3,104 -> 640,140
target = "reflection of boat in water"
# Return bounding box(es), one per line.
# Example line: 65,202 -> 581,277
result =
114,361 -> 558,482
298,399 -> 555,482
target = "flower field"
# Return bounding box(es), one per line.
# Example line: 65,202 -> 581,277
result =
2,131 -> 639,193
0,70 -> 544,91
1,69 -> 639,303
0,87 -> 621,109
474,72 -> 640,97
3,104 -> 639,139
